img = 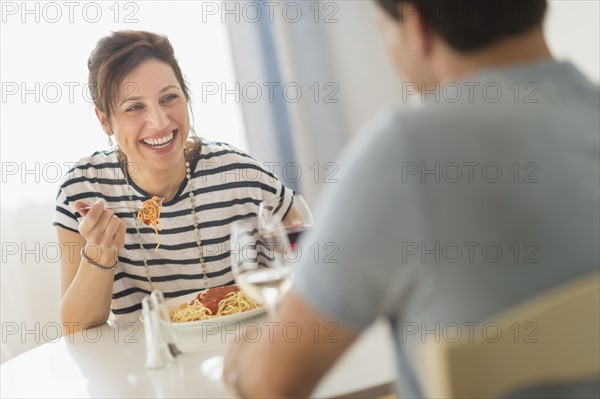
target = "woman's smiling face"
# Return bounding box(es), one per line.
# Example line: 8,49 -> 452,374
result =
106,58 -> 190,174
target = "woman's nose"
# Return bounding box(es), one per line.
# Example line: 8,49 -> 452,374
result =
146,104 -> 169,130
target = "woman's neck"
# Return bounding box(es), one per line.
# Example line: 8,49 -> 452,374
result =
125,156 -> 188,202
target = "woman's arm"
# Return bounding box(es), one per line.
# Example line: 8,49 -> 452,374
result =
58,201 -> 126,333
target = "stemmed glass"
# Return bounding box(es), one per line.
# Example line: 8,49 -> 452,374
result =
230,217 -> 294,316
259,194 -> 314,248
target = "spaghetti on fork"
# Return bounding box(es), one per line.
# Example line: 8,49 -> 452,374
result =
138,196 -> 165,252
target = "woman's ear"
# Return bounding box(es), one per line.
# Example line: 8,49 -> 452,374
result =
94,108 -> 112,135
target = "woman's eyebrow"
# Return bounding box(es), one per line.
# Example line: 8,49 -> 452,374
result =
121,84 -> 181,104
160,84 -> 180,93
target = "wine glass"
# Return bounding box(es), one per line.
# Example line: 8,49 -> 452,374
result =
230,216 -> 294,315
259,194 -> 314,248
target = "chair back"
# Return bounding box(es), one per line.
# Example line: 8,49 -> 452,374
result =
417,272 -> 600,398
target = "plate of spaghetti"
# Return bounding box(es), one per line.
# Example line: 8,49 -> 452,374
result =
164,285 -> 265,330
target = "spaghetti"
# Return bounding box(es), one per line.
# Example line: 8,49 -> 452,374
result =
169,286 -> 262,323
138,196 -> 164,252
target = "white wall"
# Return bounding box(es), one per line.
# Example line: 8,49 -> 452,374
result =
319,1 -> 404,139
269,1 -> 404,205
321,0 -> 599,140
545,0 -> 600,83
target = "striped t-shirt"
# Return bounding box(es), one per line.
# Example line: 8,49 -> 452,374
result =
54,140 -> 294,315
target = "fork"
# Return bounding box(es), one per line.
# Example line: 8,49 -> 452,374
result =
81,205 -> 142,213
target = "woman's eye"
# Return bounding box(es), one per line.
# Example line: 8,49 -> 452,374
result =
126,104 -> 143,112
161,94 -> 178,103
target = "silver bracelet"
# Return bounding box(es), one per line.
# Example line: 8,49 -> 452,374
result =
80,246 -> 118,272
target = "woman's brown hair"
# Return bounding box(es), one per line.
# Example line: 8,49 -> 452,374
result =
88,30 -> 191,122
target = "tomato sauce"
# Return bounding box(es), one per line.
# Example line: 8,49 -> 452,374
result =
190,285 -> 240,315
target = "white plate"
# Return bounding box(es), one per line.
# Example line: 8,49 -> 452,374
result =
141,289 -> 266,331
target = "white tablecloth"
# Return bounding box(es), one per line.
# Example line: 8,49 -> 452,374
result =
1,312 -> 396,398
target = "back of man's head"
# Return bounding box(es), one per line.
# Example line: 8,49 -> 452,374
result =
375,1 -> 547,53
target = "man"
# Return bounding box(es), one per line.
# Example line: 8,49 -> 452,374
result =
224,1 -> 600,397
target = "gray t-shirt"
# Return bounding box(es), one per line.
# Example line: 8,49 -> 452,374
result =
293,61 -> 599,398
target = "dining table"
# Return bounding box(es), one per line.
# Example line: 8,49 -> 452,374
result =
1,310 -> 397,398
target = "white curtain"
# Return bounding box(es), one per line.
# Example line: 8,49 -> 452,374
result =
228,0 -> 404,205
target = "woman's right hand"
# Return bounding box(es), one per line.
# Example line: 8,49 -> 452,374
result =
74,200 -> 126,267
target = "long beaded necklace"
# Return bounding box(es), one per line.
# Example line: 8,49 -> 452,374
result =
119,148 -> 208,292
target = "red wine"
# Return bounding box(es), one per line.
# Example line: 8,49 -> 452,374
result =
286,225 -> 311,245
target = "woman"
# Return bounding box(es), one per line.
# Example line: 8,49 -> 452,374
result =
55,30 -> 294,332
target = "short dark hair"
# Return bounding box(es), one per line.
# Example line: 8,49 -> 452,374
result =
375,0 -> 547,52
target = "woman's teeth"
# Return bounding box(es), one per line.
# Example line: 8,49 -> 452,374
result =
142,131 -> 175,148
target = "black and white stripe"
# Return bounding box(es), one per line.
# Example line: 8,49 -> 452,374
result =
54,140 -> 293,315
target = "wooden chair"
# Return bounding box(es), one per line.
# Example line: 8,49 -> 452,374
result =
330,382 -> 397,399
417,271 -> 600,398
